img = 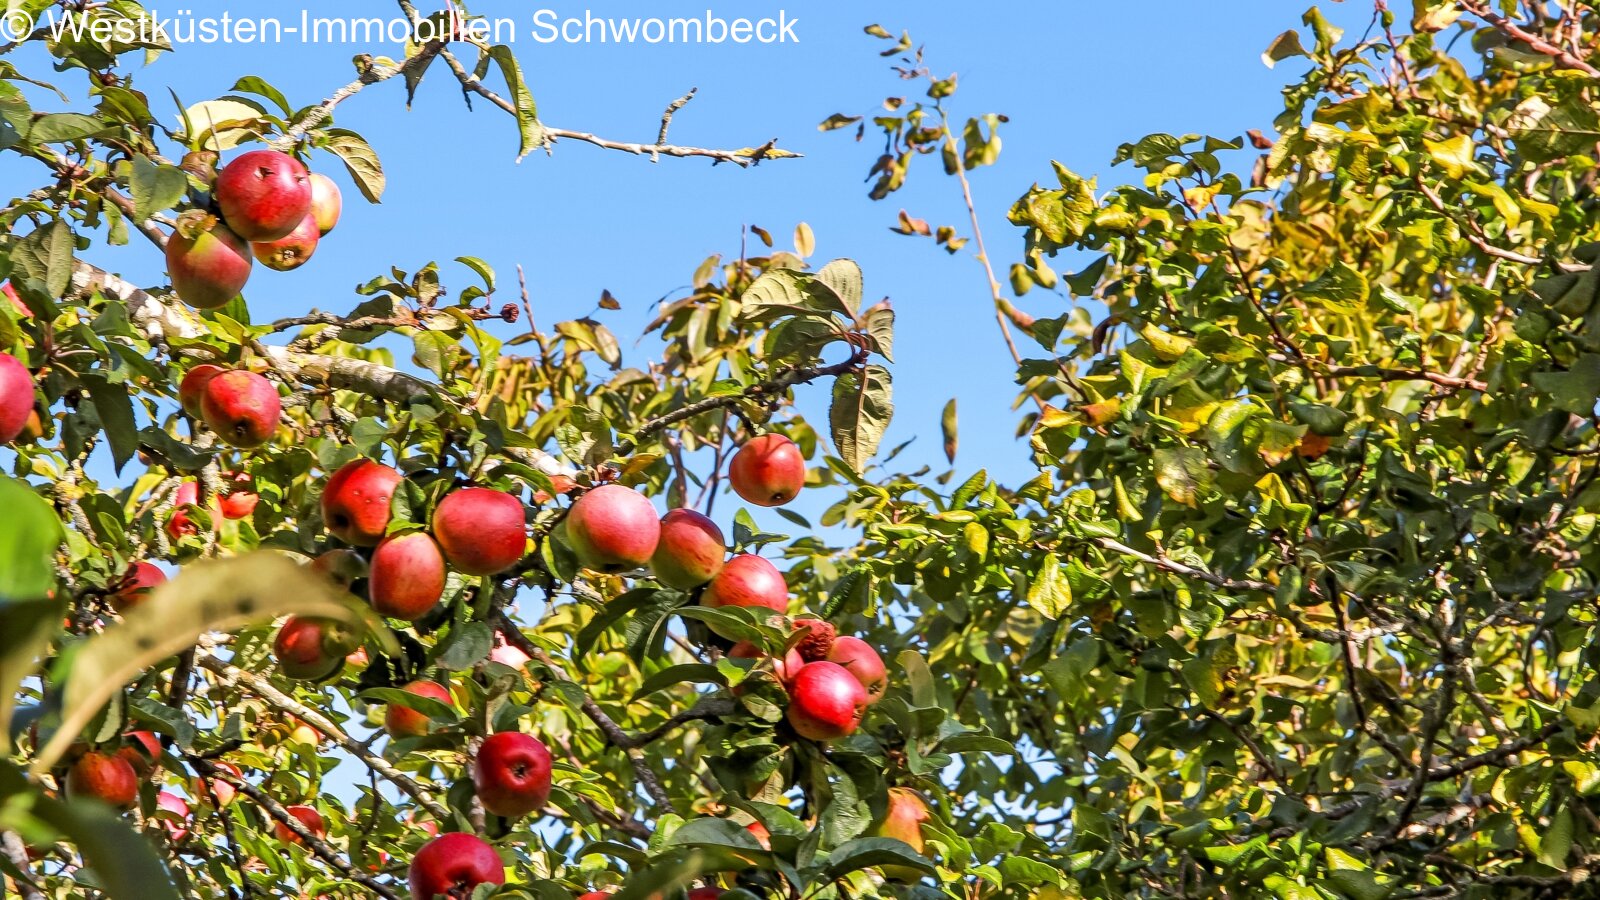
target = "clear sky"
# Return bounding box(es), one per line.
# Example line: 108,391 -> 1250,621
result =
5,1 -> 1373,510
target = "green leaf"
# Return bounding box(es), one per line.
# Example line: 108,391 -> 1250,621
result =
435,621 -> 493,670
358,687 -> 456,724
27,112 -> 108,143
487,45 -> 543,161
323,128 -> 385,202
1540,803 -> 1573,870
1153,446 -> 1213,507
631,663 -> 726,700
815,258 -> 864,318
1261,29 -> 1306,68
1026,553 -> 1071,619
863,303 -> 895,362
1533,354 -> 1600,415
830,364 -> 894,474
941,398 -> 958,463
1296,260 -> 1369,314
821,836 -> 936,880
129,155 -> 188,223
0,476 -> 61,601
35,554 -> 391,774
80,372 -> 138,473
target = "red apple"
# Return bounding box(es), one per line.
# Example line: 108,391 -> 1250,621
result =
273,616 -> 356,680
108,561 -> 166,612
472,731 -> 552,819
200,370 -> 280,448
369,532 -> 446,621
729,641 -> 805,686
166,214 -> 252,309
178,364 -> 225,418
274,804 -> 326,845
785,661 -> 867,741
119,730 -> 162,775
409,832 -> 505,900
166,481 -> 205,541
384,680 -> 452,739
1,281 -> 28,317
155,791 -> 191,843
0,353 -> 34,444
310,548 -> 369,589
827,636 -> 887,705
194,760 -> 242,808
250,212 -> 319,271
728,433 -> 805,507
309,173 -> 342,235
702,555 -> 788,616
432,487 -> 527,576
215,149 -> 312,242
489,631 -> 531,669
285,717 -> 322,747
321,459 -> 402,546
219,471 -> 259,519
874,787 -> 933,881
649,508 -> 725,590
565,484 -> 659,572
688,890 -> 724,900
793,619 -> 837,661
65,751 -> 138,808
576,894 -> 613,900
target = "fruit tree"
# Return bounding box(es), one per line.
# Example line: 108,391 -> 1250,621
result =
8,1 -> 1600,899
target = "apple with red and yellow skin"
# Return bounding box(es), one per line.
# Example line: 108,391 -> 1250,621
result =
472,731 -> 552,818
274,804 -> 326,845
155,791 -> 191,843
284,716 -> 322,748
702,555 -> 789,633
178,364 -> 225,418
193,760 -> 242,808
1,281 -> 28,317
65,751 -> 138,808
108,561 -> 165,612
728,433 -> 806,507
200,370 -> 280,448
489,631 -> 531,670
0,352 -> 34,444
827,636 -> 887,705
218,471 -> 258,519
785,661 -> 868,741
369,532 -> 446,621
565,484 -> 659,572
728,641 -> 805,686
310,548 -> 368,589
250,212 -> 319,271
166,481 -> 207,541
874,787 -> 933,882
273,616 -> 357,681
649,508 -> 725,590
215,149 -> 312,242
166,214 -> 252,309
321,459 -> 402,546
384,680 -> 453,739
432,487 -> 527,576
118,730 -> 162,776
408,832 -> 505,900
308,173 -> 342,235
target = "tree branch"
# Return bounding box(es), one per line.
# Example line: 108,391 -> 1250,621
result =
1457,1 -> 1600,78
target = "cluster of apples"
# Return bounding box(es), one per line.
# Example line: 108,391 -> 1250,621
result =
178,363 -> 283,448
166,149 -> 343,310
565,433 -> 887,743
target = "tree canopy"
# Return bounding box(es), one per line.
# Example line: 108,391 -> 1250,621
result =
5,2 -> 1600,899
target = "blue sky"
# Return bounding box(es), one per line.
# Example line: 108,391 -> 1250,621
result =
6,1 -> 1372,511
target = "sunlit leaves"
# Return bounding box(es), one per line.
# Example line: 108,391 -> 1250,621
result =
830,365 -> 893,475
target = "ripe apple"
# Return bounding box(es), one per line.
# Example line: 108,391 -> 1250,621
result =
728,433 -> 805,507
0,353 -> 34,444
166,481 -> 206,541
166,215 -> 252,309
193,760 -> 242,808
793,619 -> 836,661
155,791 -> 191,843
649,508 -> 725,589
215,149 -> 312,242
827,636 -> 887,705
489,630 -> 531,669
200,370 -> 281,448
874,787 -> 933,881
108,561 -> 166,612
285,716 -> 323,747
178,364 -> 225,417
565,484 -> 660,572
250,212 -> 319,271
119,730 -> 162,775
321,458 -> 402,546
785,661 -> 867,741
369,532 -> 446,621
384,680 -> 453,739
310,548 -> 368,589
308,173 -> 342,235
408,832 -> 506,900
274,804 -> 326,845
65,750 -> 138,808
702,554 -> 788,617
218,471 -> 258,519
472,731 -> 552,819
432,487 -> 527,576
687,890 -> 724,899
728,641 -> 805,686
1,281 -> 28,317
273,616 -> 356,681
